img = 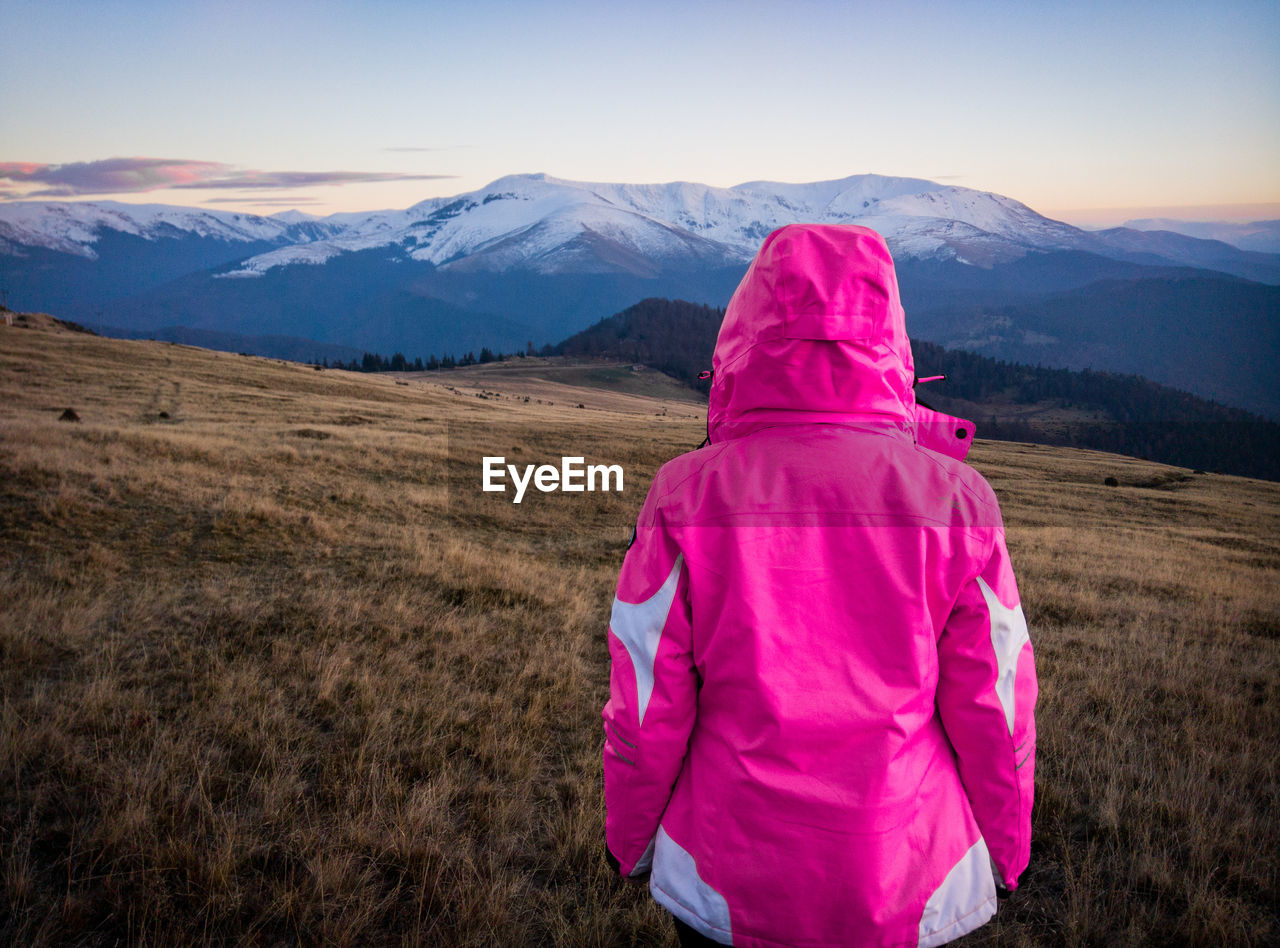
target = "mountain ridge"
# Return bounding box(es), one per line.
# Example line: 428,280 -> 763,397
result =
5,173 -> 1276,282
3,173 -> 1276,418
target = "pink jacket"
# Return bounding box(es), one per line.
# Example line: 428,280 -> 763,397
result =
603,224 -> 1036,947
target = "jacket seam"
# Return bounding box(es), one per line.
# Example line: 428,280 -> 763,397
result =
652,441 -> 735,505
907,439 -> 1002,513
656,425 -> 1001,528
664,508 -> 989,530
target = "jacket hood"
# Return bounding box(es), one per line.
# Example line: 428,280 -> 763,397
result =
708,223 -> 973,459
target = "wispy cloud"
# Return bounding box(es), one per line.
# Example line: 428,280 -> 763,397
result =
0,158 -> 228,197
382,145 -> 469,153
0,157 -> 454,198
203,196 -> 323,205
175,169 -> 455,190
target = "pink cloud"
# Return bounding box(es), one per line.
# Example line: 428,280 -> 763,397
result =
203,196 -> 323,205
0,157 -> 454,198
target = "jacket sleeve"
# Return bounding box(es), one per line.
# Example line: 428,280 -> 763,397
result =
602,482 -> 697,878
936,526 -> 1037,890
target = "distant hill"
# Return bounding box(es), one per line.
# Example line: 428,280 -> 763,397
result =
553,298 -> 723,396
554,298 -> 1280,480
1121,218 -> 1280,254
0,306 -> 96,334
103,324 -> 363,365
909,274 -> 1280,419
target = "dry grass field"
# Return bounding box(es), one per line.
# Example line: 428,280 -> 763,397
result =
427,357 -> 706,410
1,315 -> 1277,946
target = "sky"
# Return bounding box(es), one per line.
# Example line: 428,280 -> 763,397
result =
1,0 -> 1277,225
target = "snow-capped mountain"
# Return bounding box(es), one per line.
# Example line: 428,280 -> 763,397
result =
4,173 -> 1273,282
0,200 -> 344,258
199,173 -> 1103,278
0,173 -> 1109,278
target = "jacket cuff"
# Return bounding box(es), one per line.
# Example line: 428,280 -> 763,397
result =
607,836 -> 655,879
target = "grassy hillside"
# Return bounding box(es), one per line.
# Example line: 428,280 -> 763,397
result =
1,318 -> 1277,945
418,355 -> 706,408
909,275 -> 1280,420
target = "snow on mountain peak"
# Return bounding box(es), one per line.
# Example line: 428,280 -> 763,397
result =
269,209 -> 320,223
0,199 -> 329,259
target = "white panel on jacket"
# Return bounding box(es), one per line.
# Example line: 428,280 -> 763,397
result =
918,838 -> 997,947
977,576 -> 1030,734
651,826 -> 733,945
609,554 -> 683,725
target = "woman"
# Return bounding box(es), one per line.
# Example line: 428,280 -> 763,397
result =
602,224 -> 1036,947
